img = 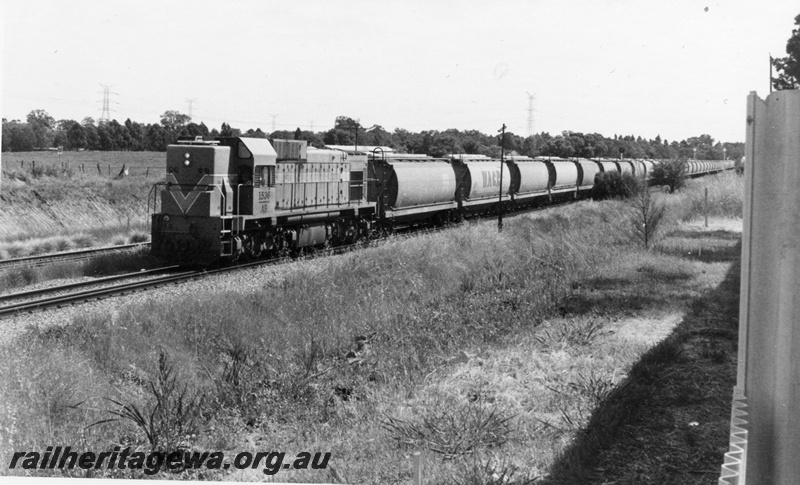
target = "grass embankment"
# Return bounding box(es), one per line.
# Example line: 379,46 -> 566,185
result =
0,151 -> 162,257
0,171 -> 743,483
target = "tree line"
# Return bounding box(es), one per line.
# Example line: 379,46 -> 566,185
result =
2,111 -> 744,161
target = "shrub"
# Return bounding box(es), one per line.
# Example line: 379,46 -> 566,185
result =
92,350 -> 202,452
649,159 -> 687,193
628,187 -> 667,249
592,172 -> 640,200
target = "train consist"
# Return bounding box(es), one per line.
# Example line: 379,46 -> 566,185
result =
150,137 -> 734,265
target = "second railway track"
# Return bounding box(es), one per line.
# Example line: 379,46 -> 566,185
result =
0,242 -> 151,271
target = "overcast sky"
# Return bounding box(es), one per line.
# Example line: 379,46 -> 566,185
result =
2,0 -> 797,143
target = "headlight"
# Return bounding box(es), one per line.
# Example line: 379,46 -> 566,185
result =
184,153 -> 191,166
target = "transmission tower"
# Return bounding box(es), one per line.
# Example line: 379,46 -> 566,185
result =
185,98 -> 197,119
98,84 -> 118,124
526,92 -> 537,138
270,114 -> 279,132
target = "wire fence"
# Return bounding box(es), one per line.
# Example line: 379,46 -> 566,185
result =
2,159 -> 163,178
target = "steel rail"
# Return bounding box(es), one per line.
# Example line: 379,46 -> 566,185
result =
0,265 -> 180,303
0,242 -> 151,270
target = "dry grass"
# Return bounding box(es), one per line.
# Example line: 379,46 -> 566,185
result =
0,170 -> 743,482
0,151 -> 161,246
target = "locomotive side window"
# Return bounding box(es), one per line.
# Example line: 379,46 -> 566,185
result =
238,142 -> 252,159
254,166 -> 276,187
255,166 -> 265,187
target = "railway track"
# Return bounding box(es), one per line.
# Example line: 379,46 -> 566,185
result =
0,242 -> 151,271
0,195 -> 589,320
0,266 -> 191,317
0,226 -> 454,319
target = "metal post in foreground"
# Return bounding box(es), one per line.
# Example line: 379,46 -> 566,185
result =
719,89 -> 800,484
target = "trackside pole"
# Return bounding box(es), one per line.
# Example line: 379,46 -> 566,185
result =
719,90 -> 800,484
498,123 -> 506,233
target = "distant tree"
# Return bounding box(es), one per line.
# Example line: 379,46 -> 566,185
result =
427,132 -> 462,157
96,123 -> 114,150
146,123 -> 167,151
185,122 -> 209,139
161,111 -> 192,135
219,122 -> 240,137
772,13 -> 800,90
10,123 -> 36,151
323,128 -> 354,146
27,109 -> 55,148
1,122 -> 11,151
83,123 -> 99,150
67,122 -> 87,150
242,127 -> 266,138
334,116 -> 360,130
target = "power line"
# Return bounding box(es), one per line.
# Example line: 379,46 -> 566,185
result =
526,91 -> 536,137
185,98 -> 197,119
98,84 -> 119,124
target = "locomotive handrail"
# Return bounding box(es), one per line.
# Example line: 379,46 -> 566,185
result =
372,147 -> 386,162
236,184 -> 241,215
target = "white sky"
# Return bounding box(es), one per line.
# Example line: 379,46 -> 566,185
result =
2,0 -> 797,143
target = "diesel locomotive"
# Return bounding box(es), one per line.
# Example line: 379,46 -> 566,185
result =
150,136 -> 734,265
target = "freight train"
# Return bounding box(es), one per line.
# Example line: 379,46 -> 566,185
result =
149,136 -> 734,265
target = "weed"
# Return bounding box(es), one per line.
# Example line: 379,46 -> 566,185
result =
535,317 -> 605,348
128,231 -> 149,243
568,371 -> 616,405
383,397 -> 515,459
91,350 -> 201,452
453,456 -> 540,485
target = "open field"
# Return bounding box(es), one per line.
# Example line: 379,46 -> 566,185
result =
0,170 -> 743,483
1,150 -> 164,177
0,151 -> 162,253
